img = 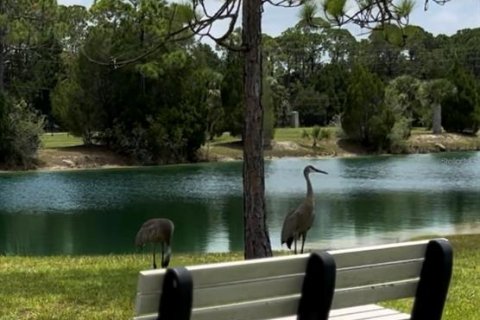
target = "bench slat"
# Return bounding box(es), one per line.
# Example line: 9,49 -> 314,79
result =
329,240 -> 428,269
193,274 -> 304,308
335,259 -> 423,288
135,274 -> 304,314
192,294 -> 300,320
136,255 -> 310,295
332,279 -> 418,309
187,255 -> 308,288
133,314 -> 156,320
329,305 -> 410,320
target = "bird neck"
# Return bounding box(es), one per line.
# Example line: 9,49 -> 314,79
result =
305,172 -> 313,199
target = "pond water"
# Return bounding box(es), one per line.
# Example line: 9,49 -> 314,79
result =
1,151 -> 479,255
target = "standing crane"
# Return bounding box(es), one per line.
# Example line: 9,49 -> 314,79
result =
281,165 -> 328,254
135,218 -> 174,269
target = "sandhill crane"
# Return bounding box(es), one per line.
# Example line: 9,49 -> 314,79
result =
281,165 -> 327,254
135,218 -> 174,269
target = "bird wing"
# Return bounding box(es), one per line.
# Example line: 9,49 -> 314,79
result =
281,208 -> 300,245
135,220 -> 160,246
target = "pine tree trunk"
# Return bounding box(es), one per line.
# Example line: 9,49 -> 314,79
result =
432,102 -> 442,134
0,1 -> 5,94
242,0 -> 272,259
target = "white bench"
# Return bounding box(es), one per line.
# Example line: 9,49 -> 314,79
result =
133,238 -> 452,320
133,251 -> 336,320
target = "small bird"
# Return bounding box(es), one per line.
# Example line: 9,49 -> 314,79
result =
135,218 -> 174,269
281,165 -> 327,254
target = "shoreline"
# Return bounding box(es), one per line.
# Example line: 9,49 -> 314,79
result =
2,131 -> 480,172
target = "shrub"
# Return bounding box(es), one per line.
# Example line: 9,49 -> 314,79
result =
0,96 -> 45,168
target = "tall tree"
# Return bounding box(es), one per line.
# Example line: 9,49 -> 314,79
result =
0,0 -> 59,167
342,64 -> 394,149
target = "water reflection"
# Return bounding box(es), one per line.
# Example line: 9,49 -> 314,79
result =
1,152 -> 480,255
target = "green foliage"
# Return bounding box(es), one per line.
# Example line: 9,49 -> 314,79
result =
219,30 -> 244,138
385,75 -> 421,130
293,85 -> 327,126
342,65 -> 394,149
51,35 -> 114,144
442,64 -> 480,133
417,78 -> 456,133
388,117 -> 410,153
323,0 -> 347,18
50,1 -> 214,164
0,94 -> 45,168
301,125 -> 331,147
395,0 -> 415,18
312,63 -> 350,123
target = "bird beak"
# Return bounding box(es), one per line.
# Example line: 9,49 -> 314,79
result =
313,168 -> 328,175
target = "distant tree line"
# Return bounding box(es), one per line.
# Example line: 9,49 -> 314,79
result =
1,0 -> 479,168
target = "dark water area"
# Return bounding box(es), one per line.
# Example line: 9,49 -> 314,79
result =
1,151 -> 479,255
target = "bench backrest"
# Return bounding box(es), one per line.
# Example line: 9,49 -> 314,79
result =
134,238 -> 452,320
134,251 -> 335,320
328,238 -> 452,319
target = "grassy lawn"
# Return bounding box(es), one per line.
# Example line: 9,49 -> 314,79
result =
0,234 -> 478,319
41,133 -> 83,149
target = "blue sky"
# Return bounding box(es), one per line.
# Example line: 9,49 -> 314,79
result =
58,0 -> 479,37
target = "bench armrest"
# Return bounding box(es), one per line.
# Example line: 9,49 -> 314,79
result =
298,251 -> 336,320
158,267 -> 193,320
411,239 -> 453,320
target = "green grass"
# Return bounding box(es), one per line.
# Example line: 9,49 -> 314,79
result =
383,234 -> 480,319
1,234 -> 478,319
273,126 -> 337,141
0,252 -> 243,319
41,132 -> 83,149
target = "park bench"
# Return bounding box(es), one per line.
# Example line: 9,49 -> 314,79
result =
133,238 -> 452,320
133,251 -> 336,320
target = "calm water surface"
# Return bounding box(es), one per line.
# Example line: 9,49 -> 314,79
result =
1,152 -> 480,255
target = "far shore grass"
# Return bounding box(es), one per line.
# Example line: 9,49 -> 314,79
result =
1,234 -> 478,319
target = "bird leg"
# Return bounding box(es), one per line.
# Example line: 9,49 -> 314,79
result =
294,234 -> 297,254
300,233 -> 307,254
152,244 -> 157,269
161,242 -> 165,268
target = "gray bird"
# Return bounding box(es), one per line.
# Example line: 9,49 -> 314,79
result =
135,218 -> 174,269
281,165 -> 328,254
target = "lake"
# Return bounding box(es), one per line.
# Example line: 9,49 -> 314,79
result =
1,151 -> 480,256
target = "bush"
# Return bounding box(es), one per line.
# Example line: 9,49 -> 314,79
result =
301,126 -> 331,147
0,95 -> 45,168
388,117 -> 410,153
342,65 -> 391,149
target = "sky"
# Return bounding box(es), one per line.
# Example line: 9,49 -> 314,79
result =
57,0 -> 480,38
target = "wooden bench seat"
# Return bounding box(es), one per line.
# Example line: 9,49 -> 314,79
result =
133,238 -> 452,320
329,305 -> 409,320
